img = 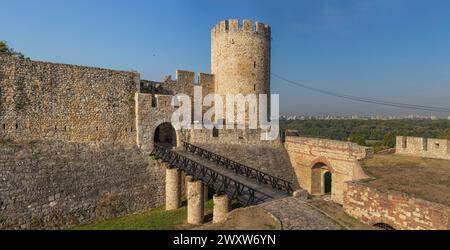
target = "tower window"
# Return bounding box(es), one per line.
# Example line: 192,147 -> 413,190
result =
254,84 -> 256,91
254,61 -> 256,68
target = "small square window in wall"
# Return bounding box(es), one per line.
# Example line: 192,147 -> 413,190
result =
435,143 -> 440,149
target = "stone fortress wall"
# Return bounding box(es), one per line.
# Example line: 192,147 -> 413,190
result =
0,19 -> 286,229
396,136 -> 450,160
0,55 -> 138,145
0,141 -> 165,229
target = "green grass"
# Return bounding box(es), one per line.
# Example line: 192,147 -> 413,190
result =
69,200 -> 214,230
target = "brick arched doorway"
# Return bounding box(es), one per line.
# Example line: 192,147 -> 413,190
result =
154,122 -> 177,148
311,161 -> 333,195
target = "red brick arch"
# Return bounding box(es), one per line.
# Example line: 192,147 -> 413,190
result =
310,157 -> 335,173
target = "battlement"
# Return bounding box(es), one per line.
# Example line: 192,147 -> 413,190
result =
169,70 -> 214,86
396,136 -> 450,160
211,19 -> 271,37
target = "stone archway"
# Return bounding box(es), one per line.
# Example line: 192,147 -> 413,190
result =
154,122 -> 177,148
311,161 -> 333,195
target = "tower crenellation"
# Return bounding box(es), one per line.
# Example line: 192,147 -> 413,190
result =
211,19 -> 271,37
211,19 -> 271,97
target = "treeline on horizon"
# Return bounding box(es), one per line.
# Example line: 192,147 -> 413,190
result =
281,119 -> 450,152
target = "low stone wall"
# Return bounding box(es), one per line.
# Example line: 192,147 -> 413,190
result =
343,182 -> 450,230
396,136 -> 450,160
0,141 -> 165,229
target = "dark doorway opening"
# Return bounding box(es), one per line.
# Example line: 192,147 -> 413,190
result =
212,127 -> 219,138
324,171 -> 332,194
154,122 -> 177,148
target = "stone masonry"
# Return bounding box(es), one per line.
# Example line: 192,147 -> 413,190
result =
0,19 -> 290,229
344,182 -> 450,230
0,141 -> 165,229
396,136 -> 450,160
0,55 -> 138,145
284,136 -> 373,204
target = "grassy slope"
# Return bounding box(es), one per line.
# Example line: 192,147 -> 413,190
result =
69,200 -> 214,230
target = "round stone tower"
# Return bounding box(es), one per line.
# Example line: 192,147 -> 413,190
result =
211,19 -> 271,96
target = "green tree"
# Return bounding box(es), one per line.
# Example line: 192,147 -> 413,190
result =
381,132 -> 396,148
0,40 -> 26,58
440,130 -> 450,140
348,134 -> 366,146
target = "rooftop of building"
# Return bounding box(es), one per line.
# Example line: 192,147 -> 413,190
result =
359,153 -> 450,206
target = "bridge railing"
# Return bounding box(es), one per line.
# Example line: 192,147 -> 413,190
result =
182,141 -> 294,195
152,144 -> 272,206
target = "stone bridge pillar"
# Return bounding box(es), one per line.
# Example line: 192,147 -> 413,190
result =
213,194 -> 229,224
187,180 -> 204,225
165,168 -> 181,210
185,175 -> 193,196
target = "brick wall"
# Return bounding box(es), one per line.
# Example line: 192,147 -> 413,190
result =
344,182 -> 450,230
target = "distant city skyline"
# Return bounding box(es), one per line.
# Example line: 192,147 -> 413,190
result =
2,0 -> 450,117
280,113 -> 445,120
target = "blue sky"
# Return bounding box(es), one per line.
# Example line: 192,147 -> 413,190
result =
2,0 -> 450,117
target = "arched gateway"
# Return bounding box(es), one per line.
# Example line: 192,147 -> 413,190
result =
154,122 -> 177,148
311,162 -> 333,195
